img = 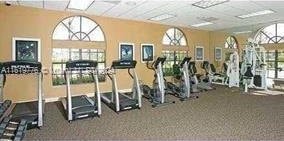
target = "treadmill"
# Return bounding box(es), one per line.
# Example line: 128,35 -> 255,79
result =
0,63 -> 12,120
101,60 -> 142,112
61,60 -> 101,122
2,61 -> 44,129
0,63 -> 3,103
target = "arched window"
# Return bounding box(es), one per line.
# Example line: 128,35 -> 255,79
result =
162,28 -> 187,46
225,36 -> 238,49
52,16 -> 106,86
162,28 -> 188,76
255,23 -> 284,44
53,16 -> 105,41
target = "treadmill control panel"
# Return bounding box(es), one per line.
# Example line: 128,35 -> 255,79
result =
112,60 -> 137,69
2,61 -> 42,74
66,60 -> 98,71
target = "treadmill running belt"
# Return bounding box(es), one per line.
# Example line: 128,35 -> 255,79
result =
71,95 -> 93,108
102,92 -> 137,104
12,102 -> 38,116
71,96 -> 96,115
118,93 -> 138,108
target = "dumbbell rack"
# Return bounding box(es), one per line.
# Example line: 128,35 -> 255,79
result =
0,100 -> 27,141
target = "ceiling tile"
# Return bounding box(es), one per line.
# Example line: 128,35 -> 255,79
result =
8,1 -> 284,31
19,0 -> 43,9
44,0 -> 69,11
103,0 -> 146,17
119,1 -> 170,19
138,1 -> 191,20
87,1 -> 117,16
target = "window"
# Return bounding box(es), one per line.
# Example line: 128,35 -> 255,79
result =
264,50 -> 284,79
225,36 -> 238,49
255,23 -> 284,44
53,16 -> 105,42
266,50 -> 276,78
52,15 -> 106,86
162,28 -> 187,46
52,48 -> 106,86
162,28 -> 188,76
162,51 -> 188,76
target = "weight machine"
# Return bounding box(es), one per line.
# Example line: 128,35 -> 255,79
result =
226,51 -> 240,87
208,51 -> 239,88
241,38 -> 267,92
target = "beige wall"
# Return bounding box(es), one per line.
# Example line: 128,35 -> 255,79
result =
0,5 -> 213,102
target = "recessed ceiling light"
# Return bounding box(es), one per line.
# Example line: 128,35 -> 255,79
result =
234,31 -> 252,34
149,14 -> 176,21
68,0 -> 95,11
191,22 -> 213,27
192,0 -> 229,9
237,10 -> 275,19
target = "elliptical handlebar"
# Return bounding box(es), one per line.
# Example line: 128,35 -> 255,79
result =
179,57 -> 191,68
146,57 -> 167,71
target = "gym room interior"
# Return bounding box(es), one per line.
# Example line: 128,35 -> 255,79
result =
0,0 -> 283,140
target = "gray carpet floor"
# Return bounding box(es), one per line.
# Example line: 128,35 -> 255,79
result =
25,86 -> 284,140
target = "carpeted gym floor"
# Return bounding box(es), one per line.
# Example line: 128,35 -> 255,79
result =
25,86 -> 284,140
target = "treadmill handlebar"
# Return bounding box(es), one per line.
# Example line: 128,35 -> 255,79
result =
1,61 -> 42,74
66,60 -> 98,71
111,60 -> 137,69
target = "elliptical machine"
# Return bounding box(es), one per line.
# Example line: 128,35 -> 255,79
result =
140,57 -> 175,107
189,61 -> 213,91
166,57 -> 199,101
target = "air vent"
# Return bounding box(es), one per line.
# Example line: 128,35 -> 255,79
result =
197,17 -> 218,22
102,0 -> 121,5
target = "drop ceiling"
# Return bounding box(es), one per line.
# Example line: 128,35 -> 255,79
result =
3,0 -> 284,33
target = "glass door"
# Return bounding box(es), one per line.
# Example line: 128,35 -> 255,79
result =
266,50 -> 276,78
276,50 -> 284,78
